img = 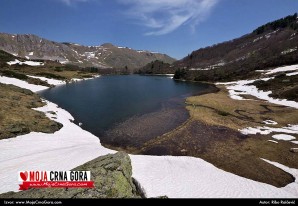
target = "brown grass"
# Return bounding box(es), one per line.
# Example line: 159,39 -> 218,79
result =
0,84 -> 62,139
186,86 -> 298,131
137,87 -> 298,187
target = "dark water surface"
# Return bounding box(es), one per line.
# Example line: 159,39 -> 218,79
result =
39,75 -> 210,146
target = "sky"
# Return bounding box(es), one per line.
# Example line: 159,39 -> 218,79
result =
0,0 -> 297,59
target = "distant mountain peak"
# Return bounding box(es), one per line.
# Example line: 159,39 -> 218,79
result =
0,33 -> 175,69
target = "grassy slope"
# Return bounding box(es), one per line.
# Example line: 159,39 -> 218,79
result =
0,84 -> 62,139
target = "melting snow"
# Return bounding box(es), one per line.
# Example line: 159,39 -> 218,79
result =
84,52 -> 95,59
253,36 -> 263,43
29,52 -> 34,56
272,134 -> 296,141
240,124 -> 298,135
7,59 -> 44,66
217,78 -> 298,109
261,159 -> 298,195
0,76 -> 48,92
286,71 -> 298,76
60,59 -> 69,64
281,47 -> 297,55
0,77 -> 297,197
264,64 -> 298,75
27,75 -> 66,86
263,120 -> 278,125
268,140 -> 278,144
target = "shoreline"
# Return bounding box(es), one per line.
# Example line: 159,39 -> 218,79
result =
0,75 -> 297,198
100,83 -> 219,153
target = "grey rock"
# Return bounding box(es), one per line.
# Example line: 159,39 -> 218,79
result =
0,152 -> 143,198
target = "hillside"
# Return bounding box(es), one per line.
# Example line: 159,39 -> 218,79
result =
136,60 -> 176,74
173,13 -> 298,82
0,33 -> 175,70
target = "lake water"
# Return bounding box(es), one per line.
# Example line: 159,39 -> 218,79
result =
40,75 -> 210,148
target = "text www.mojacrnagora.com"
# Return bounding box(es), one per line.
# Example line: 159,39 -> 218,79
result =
3,200 -> 63,205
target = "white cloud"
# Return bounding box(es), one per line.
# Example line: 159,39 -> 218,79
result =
118,0 -> 219,35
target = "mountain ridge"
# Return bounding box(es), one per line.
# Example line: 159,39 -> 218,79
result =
172,13 -> 298,82
138,13 -> 298,80
0,33 -> 175,70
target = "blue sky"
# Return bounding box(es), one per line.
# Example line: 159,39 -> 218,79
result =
0,0 -> 297,59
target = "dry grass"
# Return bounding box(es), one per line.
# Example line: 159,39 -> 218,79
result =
0,84 -> 62,139
186,86 -> 298,131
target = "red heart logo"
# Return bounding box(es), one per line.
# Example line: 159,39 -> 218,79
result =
20,171 -> 28,181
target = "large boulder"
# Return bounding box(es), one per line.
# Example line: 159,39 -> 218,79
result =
0,152 -> 142,198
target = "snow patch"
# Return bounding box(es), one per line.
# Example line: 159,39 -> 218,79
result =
240,125 -> 298,136
291,141 -> 298,145
7,59 -> 44,66
263,120 -> 278,125
217,78 -> 298,109
84,52 -> 95,59
268,140 -> 278,144
0,100 -> 112,193
27,75 -> 66,86
281,47 -> 297,55
60,59 -> 69,64
131,155 -> 297,198
253,36 -> 263,43
264,64 -> 298,75
286,71 -> 298,76
190,62 -> 225,71
72,49 -> 79,55
261,159 -> 298,195
29,52 -> 34,56
272,134 -> 296,141
0,76 -> 48,92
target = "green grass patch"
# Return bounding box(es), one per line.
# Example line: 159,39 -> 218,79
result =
36,72 -> 66,80
1,70 -> 28,80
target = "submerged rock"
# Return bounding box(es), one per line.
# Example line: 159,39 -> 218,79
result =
0,152 -> 142,198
